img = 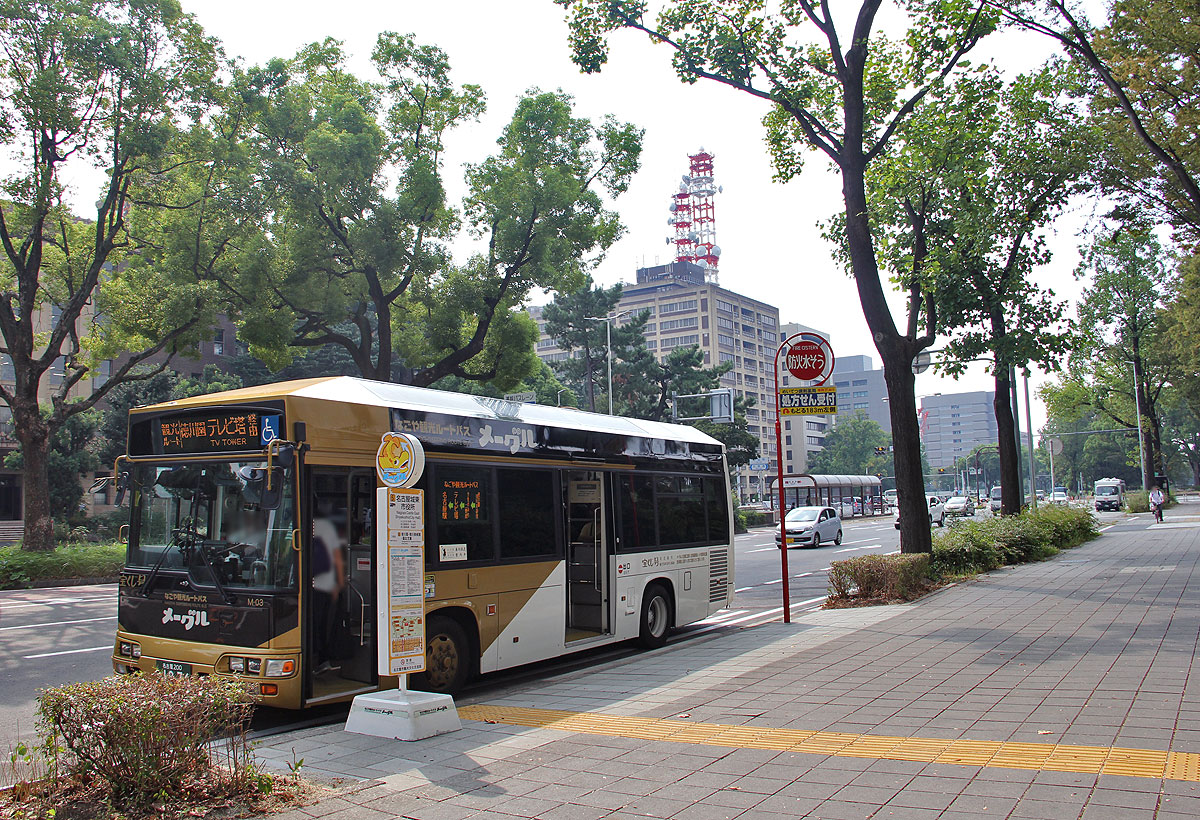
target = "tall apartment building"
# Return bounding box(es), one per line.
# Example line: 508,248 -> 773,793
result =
831,354 -> 891,433
920,391 -> 998,469
776,322 -> 834,477
529,261 -> 784,502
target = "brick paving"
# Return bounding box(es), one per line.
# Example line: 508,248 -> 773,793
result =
258,500 -> 1200,819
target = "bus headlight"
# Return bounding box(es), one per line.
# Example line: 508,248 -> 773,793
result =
265,659 -> 295,677
246,658 -> 262,675
229,656 -> 245,674
119,641 -> 141,659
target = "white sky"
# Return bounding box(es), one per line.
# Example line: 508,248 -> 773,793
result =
179,2 -> 1112,430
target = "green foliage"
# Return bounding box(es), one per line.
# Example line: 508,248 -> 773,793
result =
1125,490 -> 1150,513
827,554 -> 931,602
809,415 -> 891,476
929,505 -> 1099,579
541,276 -> 634,411
0,542 -> 124,589
35,673 -> 259,810
239,38 -> 642,389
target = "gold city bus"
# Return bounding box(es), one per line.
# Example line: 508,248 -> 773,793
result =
112,377 -> 734,708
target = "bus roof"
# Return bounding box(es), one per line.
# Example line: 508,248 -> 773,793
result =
135,375 -> 724,449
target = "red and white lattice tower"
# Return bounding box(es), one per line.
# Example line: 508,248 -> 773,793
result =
666,148 -> 722,282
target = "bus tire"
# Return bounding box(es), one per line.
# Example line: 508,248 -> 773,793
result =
412,615 -> 470,694
638,584 -> 672,649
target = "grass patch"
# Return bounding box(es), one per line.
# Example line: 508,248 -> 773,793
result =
826,505 -> 1100,607
0,541 -> 125,589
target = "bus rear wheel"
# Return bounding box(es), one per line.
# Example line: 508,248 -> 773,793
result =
638,584 -> 673,649
412,615 -> 470,694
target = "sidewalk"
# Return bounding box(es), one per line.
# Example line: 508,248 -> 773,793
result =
259,504 -> 1200,819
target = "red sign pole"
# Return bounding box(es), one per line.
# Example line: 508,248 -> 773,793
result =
773,331 -> 835,626
773,340 -> 791,623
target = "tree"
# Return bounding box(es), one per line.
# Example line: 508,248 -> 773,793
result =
1158,253 -> 1200,486
1074,232 -> 1173,489
557,0 -> 996,553
995,0 -> 1200,241
240,37 -> 642,389
866,64 -> 1086,514
808,415 -> 891,476
614,343 -> 731,422
0,0 -> 241,550
541,278 -> 644,412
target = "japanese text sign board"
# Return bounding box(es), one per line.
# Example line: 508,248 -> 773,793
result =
779,386 -> 838,416
375,487 -> 426,676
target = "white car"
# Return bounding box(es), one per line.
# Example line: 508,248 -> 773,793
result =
894,494 -> 946,529
1048,491 -> 1070,505
944,496 -> 973,518
776,506 -> 843,548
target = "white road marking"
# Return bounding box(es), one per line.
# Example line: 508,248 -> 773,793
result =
840,538 -> 880,545
0,616 -> 111,632
834,543 -> 882,553
0,597 -> 102,611
748,547 -> 778,553
686,598 -> 828,635
24,645 -> 111,659
695,609 -> 750,625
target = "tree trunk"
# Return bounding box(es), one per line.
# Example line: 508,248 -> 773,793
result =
16,416 -> 54,552
993,372 -> 1022,515
880,346 -> 932,553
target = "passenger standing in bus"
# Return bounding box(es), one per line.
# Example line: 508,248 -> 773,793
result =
312,517 -> 346,675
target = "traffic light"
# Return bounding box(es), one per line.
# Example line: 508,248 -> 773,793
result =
937,468 -> 945,474
874,446 -> 888,455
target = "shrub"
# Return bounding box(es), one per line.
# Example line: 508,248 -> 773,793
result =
0,542 -> 126,589
828,553 -> 930,602
1126,491 -> 1150,513
35,673 -> 260,810
743,510 -> 774,528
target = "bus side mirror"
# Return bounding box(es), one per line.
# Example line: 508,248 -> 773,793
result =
114,471 -> 131,506
274,444 -> 295,469
259,470 -> 284,511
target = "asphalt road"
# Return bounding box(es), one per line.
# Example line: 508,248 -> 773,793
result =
0,508 -> 1126,752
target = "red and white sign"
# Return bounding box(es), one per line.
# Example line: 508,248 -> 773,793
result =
781,333 -> 834,385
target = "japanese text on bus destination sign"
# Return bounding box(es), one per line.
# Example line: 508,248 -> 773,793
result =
159,413 -> 261,454
778,386 -> 838,416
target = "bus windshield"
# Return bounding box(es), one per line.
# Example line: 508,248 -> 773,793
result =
128,462 -> 297,592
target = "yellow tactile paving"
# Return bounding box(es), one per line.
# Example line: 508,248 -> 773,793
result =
458,704 -> 1200,784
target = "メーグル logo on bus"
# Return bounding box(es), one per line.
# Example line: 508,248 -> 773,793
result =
377,431 -> 426,488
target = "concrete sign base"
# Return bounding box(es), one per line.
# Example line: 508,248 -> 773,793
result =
345,689 -> 461,741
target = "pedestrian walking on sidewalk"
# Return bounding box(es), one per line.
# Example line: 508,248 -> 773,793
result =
1150,485 -> 1165,523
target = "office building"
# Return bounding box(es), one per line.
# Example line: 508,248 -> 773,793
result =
920,391 -> 998,469
831,354 -> 891,432
530,260 -> 784,502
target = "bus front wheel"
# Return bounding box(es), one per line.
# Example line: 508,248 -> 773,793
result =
638,584 -> 673,649
412,615 -> 470,694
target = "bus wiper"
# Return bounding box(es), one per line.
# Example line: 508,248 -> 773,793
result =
193,541 -> 237,606
140,517 -> 198,598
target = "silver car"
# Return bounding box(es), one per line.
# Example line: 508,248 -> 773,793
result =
775,506 -> 843,548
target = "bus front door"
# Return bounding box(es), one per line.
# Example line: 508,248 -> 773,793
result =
566,471 -> 609,641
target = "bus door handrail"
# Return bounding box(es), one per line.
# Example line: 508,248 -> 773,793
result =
592,507 -> 601,592
347,580 -> 367,645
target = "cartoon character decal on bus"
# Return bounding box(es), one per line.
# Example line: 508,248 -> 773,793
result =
376,431 -> 425,488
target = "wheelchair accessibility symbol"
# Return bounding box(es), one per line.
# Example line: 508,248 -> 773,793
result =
260,415 -> 280,446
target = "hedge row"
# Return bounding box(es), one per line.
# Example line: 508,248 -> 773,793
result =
0,541 -> 126,589
827,505 -> 1100,605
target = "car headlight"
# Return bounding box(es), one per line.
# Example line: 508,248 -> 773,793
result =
266,659 -> 295,677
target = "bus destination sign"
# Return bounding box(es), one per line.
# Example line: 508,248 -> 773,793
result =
778,386 -> 837,416
158,412 -> 277,455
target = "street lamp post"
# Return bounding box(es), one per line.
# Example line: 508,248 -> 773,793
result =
585,311 -> 629,416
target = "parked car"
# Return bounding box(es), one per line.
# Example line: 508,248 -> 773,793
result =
883,489 -> 898,509
944,496 -> 973,517
775,506 -> 843,548
1048,491 -> 1070,505
839,497 -> 863,517
894,494 -> 946,529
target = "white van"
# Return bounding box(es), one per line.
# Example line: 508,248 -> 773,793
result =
989,486 -> 1003,513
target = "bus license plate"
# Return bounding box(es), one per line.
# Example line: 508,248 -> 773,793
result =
157,660 -> 192,677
